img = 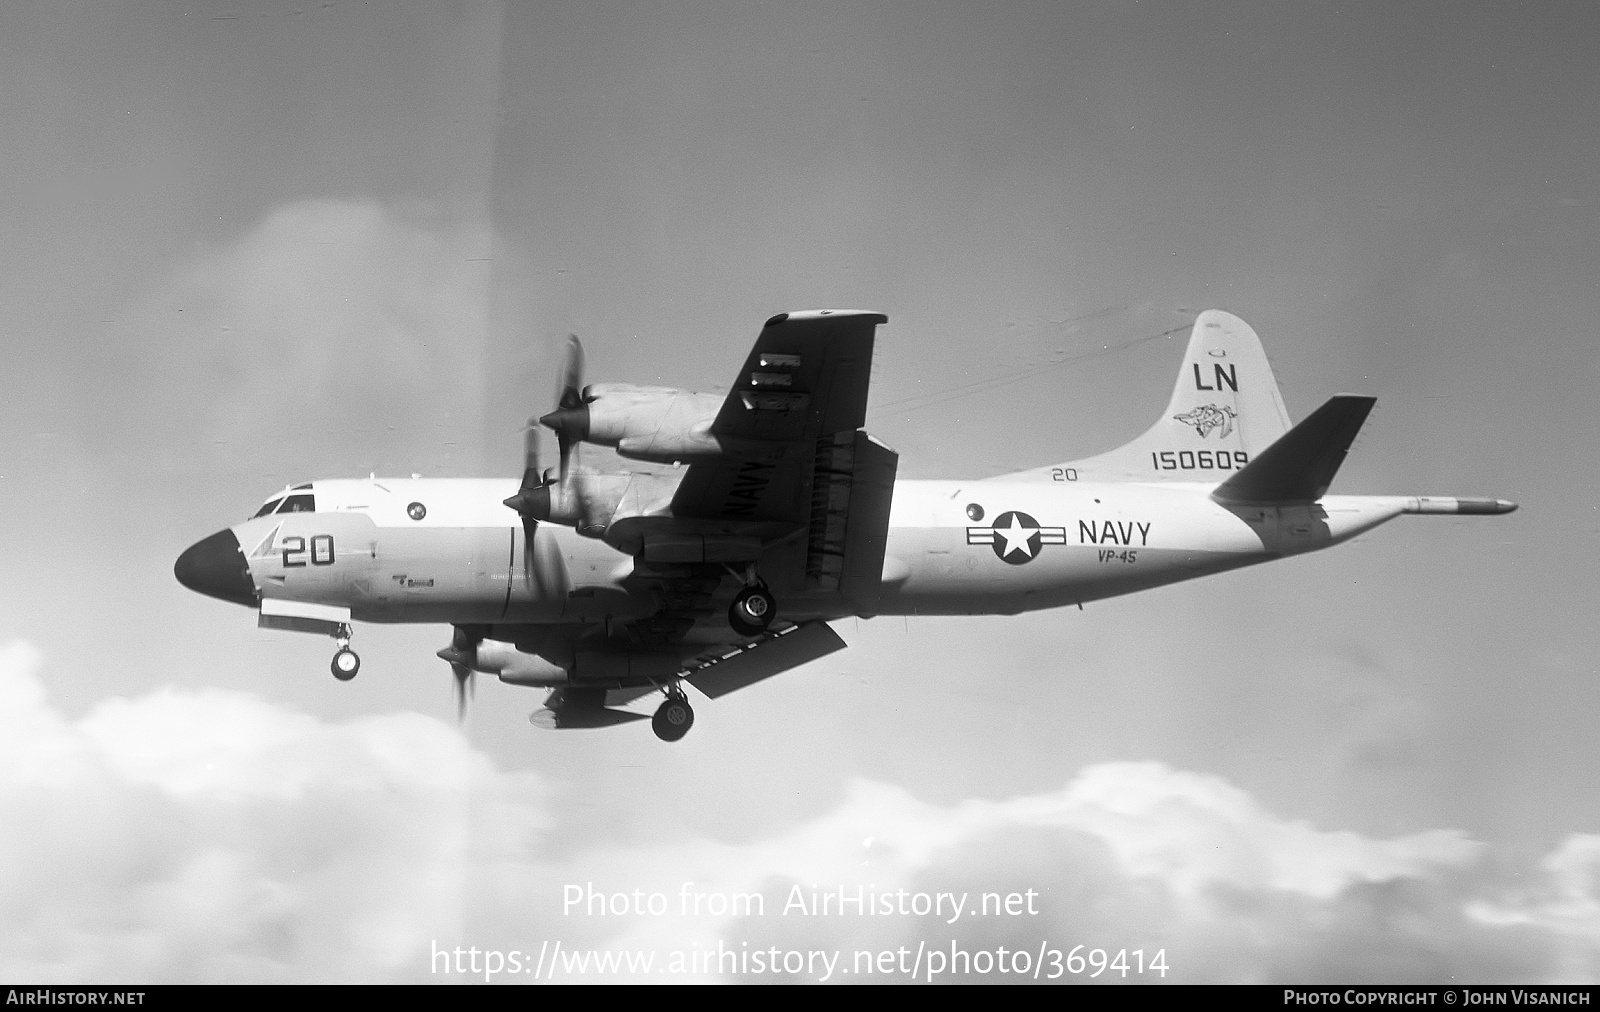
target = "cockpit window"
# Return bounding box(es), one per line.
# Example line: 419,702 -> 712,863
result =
253,498 -> 284,519
277,494 -> 316,513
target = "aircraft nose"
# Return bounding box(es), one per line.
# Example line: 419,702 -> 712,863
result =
174,529 -> 259,607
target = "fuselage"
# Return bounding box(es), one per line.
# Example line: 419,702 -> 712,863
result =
183,475 -> 1412,629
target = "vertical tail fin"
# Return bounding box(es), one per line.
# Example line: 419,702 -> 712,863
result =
1032,310 -> 1292,483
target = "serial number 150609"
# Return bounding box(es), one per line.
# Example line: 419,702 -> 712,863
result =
1150,450 -> 1249,471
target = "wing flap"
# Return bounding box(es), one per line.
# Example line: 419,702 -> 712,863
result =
686,620 -> 847,699
836,432 -> 898,601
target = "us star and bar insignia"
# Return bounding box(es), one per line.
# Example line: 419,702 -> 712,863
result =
966,510 -> 1067,565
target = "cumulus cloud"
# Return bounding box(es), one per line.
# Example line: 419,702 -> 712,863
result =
0,640 -> 545,983
0,640 -> 1589,983
534,769 -> 1542,983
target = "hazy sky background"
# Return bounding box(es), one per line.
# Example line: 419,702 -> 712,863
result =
1,0 -> 1596,983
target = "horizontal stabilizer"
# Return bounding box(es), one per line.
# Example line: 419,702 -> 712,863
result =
1212,395 -> 1376,504
687,620 -> 846,699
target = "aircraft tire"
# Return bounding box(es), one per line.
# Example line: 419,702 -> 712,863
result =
652,697 -> 694,742
331,648 -> 361,681
729,586 -> 776,637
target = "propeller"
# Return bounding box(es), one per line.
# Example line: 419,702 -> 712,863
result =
503,333 -> 602,551
453,662 -> 473,722
502,418 -> 551,525
539,335 -> 590,484
438,625 -> 481,723
501,422 -> 567,593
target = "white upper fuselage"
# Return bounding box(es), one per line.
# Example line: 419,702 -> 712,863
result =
228,475 -> 1409,627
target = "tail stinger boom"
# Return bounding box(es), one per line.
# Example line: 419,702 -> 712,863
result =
1402,497 -> 1518,516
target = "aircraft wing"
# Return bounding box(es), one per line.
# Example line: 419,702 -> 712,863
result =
600,311 -> 892,662
668,310 -> 886,527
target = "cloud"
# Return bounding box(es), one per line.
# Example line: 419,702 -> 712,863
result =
0,640 -> 1588,983
85,199 -> 519,482
540,768 -> 1541,983
1469,834 -> 1600,982
0,640 -> 545,983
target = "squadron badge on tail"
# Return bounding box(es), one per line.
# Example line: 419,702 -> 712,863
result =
1173,404 -> 1237,439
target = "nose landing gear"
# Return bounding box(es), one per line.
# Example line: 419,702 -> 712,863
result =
652,687 -> 694,742
330,624 -> 360,681
332,648 -> 360,679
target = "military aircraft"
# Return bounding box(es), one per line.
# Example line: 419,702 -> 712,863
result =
175,309 -> 1516,741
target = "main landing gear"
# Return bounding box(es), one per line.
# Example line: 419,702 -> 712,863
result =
330,623 -> 360,681
652,686 -> 694,742
728,563 -> 777,637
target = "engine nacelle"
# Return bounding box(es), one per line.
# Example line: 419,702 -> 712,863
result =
516,472 -> 632,535
586,383 -> 712,442
446,637 -> 686,689
468,639 -> 570,687
543,383 -> 790,463
555,383 -> 773,463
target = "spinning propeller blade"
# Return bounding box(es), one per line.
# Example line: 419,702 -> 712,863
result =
452,662 -> 474,722
501,423 -> 569,591
438,625 -> 480,724
504,334 -> 600,538
502,419 -> 547,520
539,335 -> 589,485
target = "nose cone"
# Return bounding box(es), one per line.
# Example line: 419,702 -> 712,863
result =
175,529 -> 259,607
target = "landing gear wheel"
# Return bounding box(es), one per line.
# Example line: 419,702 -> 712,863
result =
331,648 -> 361,681
729,585 -> 776,637
652,695 -> 695,742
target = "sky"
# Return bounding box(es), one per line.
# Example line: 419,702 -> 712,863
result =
0,0 -> 1597,984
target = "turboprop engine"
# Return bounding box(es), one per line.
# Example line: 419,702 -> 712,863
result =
509,469 -> 632,535
436,636 -> 687,687
537,336 -> 794,466
542,382 -> 729,462
437,637 -> 569,687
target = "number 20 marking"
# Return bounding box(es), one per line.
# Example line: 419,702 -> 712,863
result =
282,535 -> 336,568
